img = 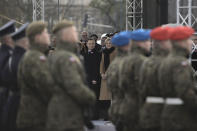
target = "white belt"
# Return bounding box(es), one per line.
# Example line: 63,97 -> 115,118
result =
146,97 -> 184,105
165,98 -> 184,105
146,97 -> 165,104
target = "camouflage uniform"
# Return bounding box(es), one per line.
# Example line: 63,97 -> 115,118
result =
17,44 -> 54,130
119,45 -> 149,131
139,46 -> 169,131
106,48 -> 128,131
46,42 -> 95,131
159,45 -> 197,131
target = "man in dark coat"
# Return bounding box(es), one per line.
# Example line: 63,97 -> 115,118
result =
81,38 -> 102,119
0,20 -> 15,129
1,23 -> 29,131
158,26 -> 197,131
90,34 -> 102,53
82,38 -> 102,98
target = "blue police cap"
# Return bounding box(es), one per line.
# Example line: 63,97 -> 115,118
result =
0,20 -> 15,37
11,23 -> 29,41
111,31 -> 132,46
130,29 -> 151,41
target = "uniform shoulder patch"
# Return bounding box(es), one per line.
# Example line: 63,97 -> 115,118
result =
181,60 -> 189,66
69,56 -> 76,63
39,55 -> 46,61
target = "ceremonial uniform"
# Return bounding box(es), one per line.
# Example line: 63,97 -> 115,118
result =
1,23 -> 29,131
158,26 -> 197,131
106,31 -> 131,131
119,29 -> 151,131
139,27 -> 172,131
0,21 -> 15,129
46,20 -> 95,131
17,22 -> 54,131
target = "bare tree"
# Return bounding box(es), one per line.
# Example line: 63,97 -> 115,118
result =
90,0 -> 126,31
0,0 -> 32,25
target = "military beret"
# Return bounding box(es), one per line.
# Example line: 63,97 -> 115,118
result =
151,26 -> 172,41
0,20 -> 15,37
26,21 -> 47,39
130,29 -> 151,41
11,23 -> 29,41
111,31 -> 131,47
52,20 -> 73,34
170,26 -> 194,41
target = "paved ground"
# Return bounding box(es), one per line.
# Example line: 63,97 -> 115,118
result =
85,120 -> 116,131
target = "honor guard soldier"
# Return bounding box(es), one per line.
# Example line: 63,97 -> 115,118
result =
139,26 -> 172,131
46,20 -> 96,131
158,26 -> 197,131
0,20 -> 15,128
119,29 -> 151,131
106,31 -> 131,131
17,21 -> 54,131
1,23 -> 29,131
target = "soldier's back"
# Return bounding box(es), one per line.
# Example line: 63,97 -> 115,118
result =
47,49 -> 95,131
139,55 -> 164,130
159,53 -> 197,131
119,51 -> 147,131
47,50 -> 84,130
106,56 -> 124,122
17,49 -> 53,129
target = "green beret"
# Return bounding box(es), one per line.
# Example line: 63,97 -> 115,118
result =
52,20 -> 73,34
26,21 -> 47,40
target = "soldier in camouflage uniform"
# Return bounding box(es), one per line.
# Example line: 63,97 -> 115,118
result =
106,31 -> 131,131
119,29 -> 151,131
17,21 -> 54,131
139,26 -> 172,131
158,26 -> 197,131
46,20 -> 96,131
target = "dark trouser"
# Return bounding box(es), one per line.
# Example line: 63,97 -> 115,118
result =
17,126 -> 45,131
1,91 -> 20,131
0,88 -> 9,129
88,82 -> 101,120
140,127 -> 161,131
89,83 -> 100,99
47,128 -> 84,131
99,100 -> 111,120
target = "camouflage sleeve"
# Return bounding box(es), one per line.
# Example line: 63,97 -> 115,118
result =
120,59 -> 133,92
173,63 -> 197,109
22,54 -> 54,102
158,63 -> 166,94
139,61 -> 149,105
106,61 -> 120,95
59,55 -> 95,106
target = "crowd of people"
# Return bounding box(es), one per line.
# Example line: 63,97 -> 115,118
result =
0,18 -> 196,131
79,31 -> 116,120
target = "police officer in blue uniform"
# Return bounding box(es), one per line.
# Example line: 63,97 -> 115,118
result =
0,20 -> 15,128
1,23 -> 29,131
